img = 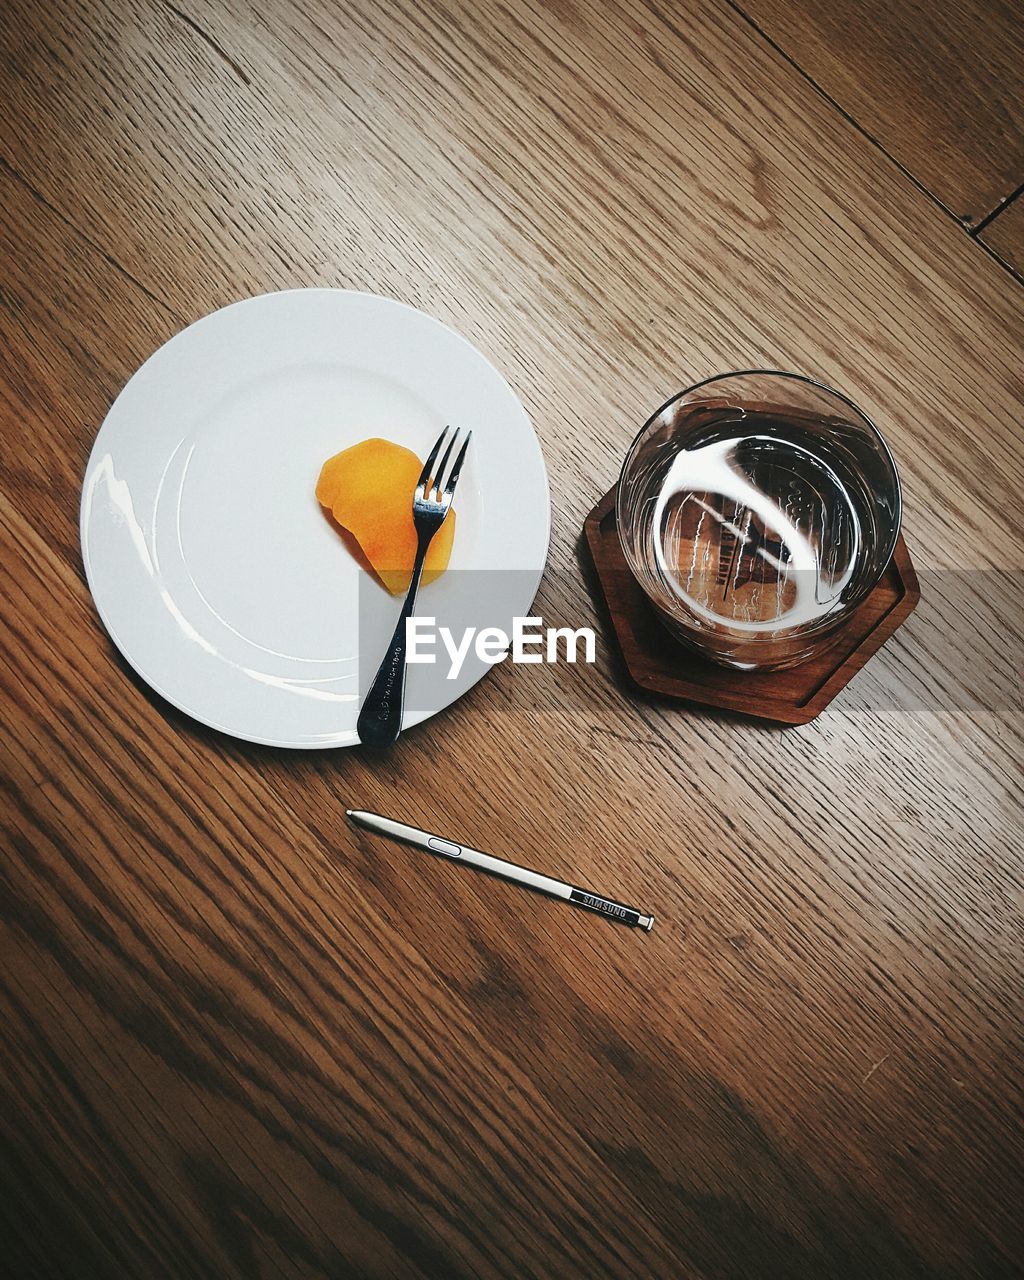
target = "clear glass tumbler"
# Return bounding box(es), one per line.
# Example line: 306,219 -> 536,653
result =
616,371 -> 902,670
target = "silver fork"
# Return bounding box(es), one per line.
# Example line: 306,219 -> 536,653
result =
356,426 -> 472,747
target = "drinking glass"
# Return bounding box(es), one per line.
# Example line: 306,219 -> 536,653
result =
616,371 -> 902,670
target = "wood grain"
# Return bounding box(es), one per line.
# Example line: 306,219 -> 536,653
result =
732,0 -> 1024,225
981,192 -> 1024,278
1,0 -> 1023,1277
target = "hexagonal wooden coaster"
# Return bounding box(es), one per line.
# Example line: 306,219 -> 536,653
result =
583,486 -> 920,725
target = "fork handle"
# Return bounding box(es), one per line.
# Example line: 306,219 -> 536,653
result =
357,532 -> 433,748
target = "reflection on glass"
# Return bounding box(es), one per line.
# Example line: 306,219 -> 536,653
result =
618,372 -> 902,670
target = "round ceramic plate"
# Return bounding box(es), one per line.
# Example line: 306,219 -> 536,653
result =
80,290 -> 550,747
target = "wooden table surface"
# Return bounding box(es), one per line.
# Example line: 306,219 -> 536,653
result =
2,1 -> 1022,1277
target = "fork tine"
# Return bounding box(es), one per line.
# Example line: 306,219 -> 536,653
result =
442,430 -> 473,497
417,426 -> 451,491
431,428 -> 461,498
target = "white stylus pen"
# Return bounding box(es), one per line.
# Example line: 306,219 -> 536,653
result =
347,809 -> 655,931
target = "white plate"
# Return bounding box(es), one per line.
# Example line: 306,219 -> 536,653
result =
80,290 -> 550,747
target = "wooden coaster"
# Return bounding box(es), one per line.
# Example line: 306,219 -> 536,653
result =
583,486 -> 920,725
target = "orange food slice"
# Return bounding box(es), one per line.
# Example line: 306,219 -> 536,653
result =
316,437 -> 456,595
